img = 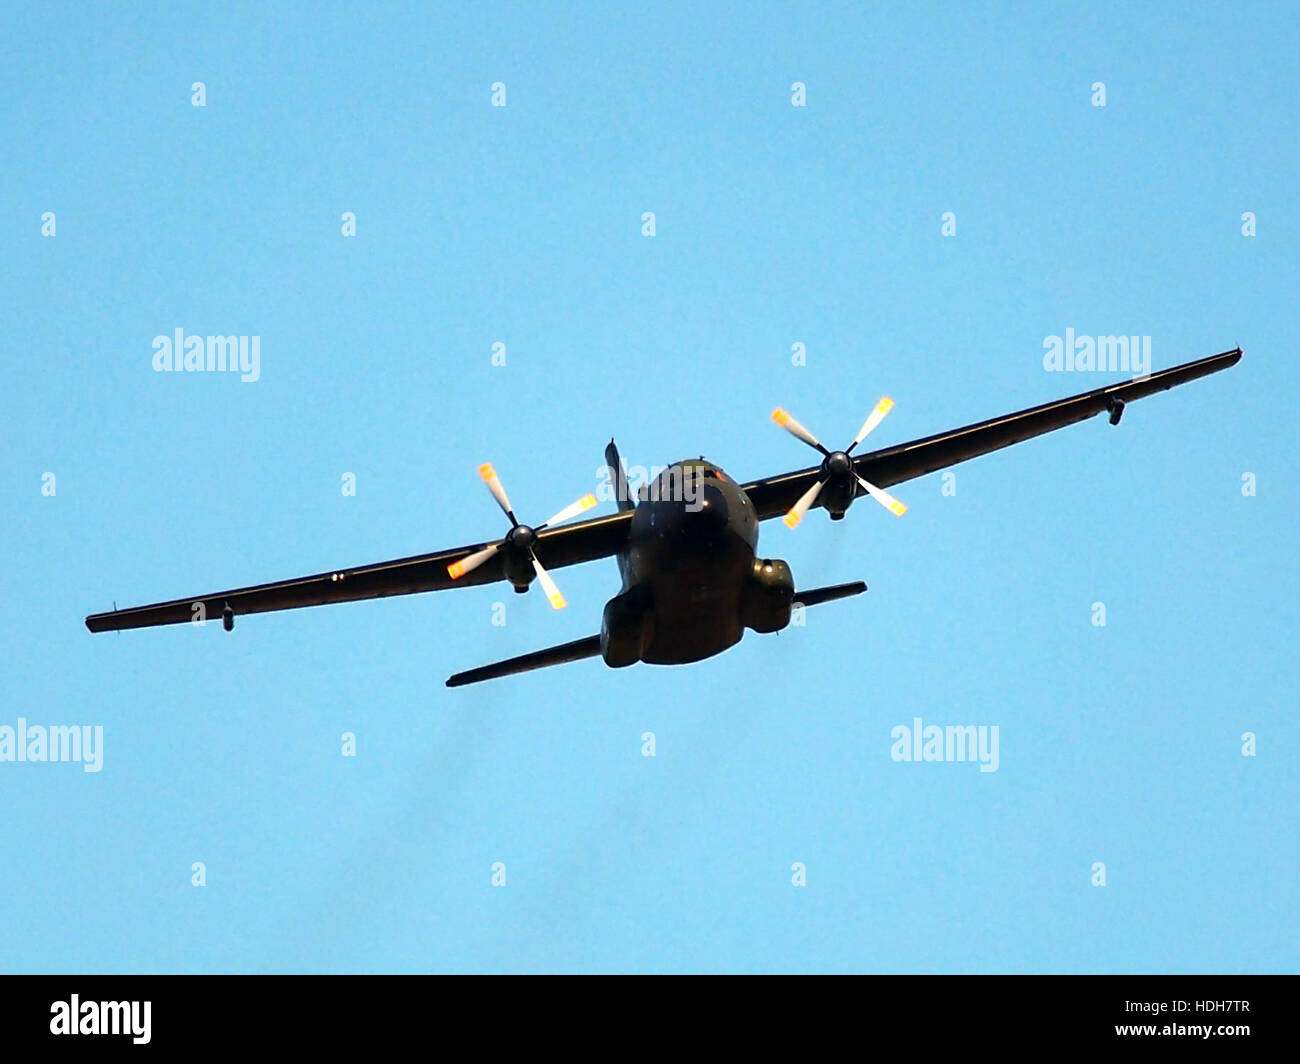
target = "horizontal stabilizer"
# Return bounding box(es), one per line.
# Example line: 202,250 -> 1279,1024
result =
446,634 -> 602,687
795,581 -> 868,607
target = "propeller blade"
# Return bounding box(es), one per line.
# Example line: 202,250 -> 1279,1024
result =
537,493 -> 598,531
478,463 -> 516,522
771,408 -> 829,456
783,478 -> 827,528
447,543 -> 501,580
855,474 -> 907,516
530,553 -> 567,610
848,396 -> 895,452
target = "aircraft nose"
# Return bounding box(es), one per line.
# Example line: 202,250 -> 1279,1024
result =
685,483 -> 729,534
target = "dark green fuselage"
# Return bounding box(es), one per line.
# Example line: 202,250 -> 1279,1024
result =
603,460 -> 794,667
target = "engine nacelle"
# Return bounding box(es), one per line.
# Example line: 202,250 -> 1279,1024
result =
818,451 -> 859,519
501,525 -> 540,592
741,558 -> 795,633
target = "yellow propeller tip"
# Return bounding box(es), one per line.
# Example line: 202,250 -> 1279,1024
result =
580,494 -> 597,509
448,562 -> 465,579
477,463 -> 495,481
783,512 -> 801,528
549,594 -> 566,610
771,408 -> 788,424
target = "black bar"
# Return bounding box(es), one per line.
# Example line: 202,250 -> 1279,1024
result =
0,975 -> 1291,1051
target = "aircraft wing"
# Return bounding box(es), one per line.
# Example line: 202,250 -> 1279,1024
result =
741,347 -> 1242,521
85,510 -> 632,633
87,348 -> 1240,633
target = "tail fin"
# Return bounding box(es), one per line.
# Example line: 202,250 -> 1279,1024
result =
605,439 -> 635,512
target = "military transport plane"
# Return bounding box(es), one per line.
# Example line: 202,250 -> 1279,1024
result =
86,348 -> 1242,686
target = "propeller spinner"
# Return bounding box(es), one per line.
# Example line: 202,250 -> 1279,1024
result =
446,463 -> 597,608
771,397 -> 908,527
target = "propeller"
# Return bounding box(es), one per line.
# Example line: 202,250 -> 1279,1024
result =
771,397 -> 908,527
446,463 -> 597,608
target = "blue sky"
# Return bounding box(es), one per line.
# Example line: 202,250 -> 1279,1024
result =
1,1 -> 1296,973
